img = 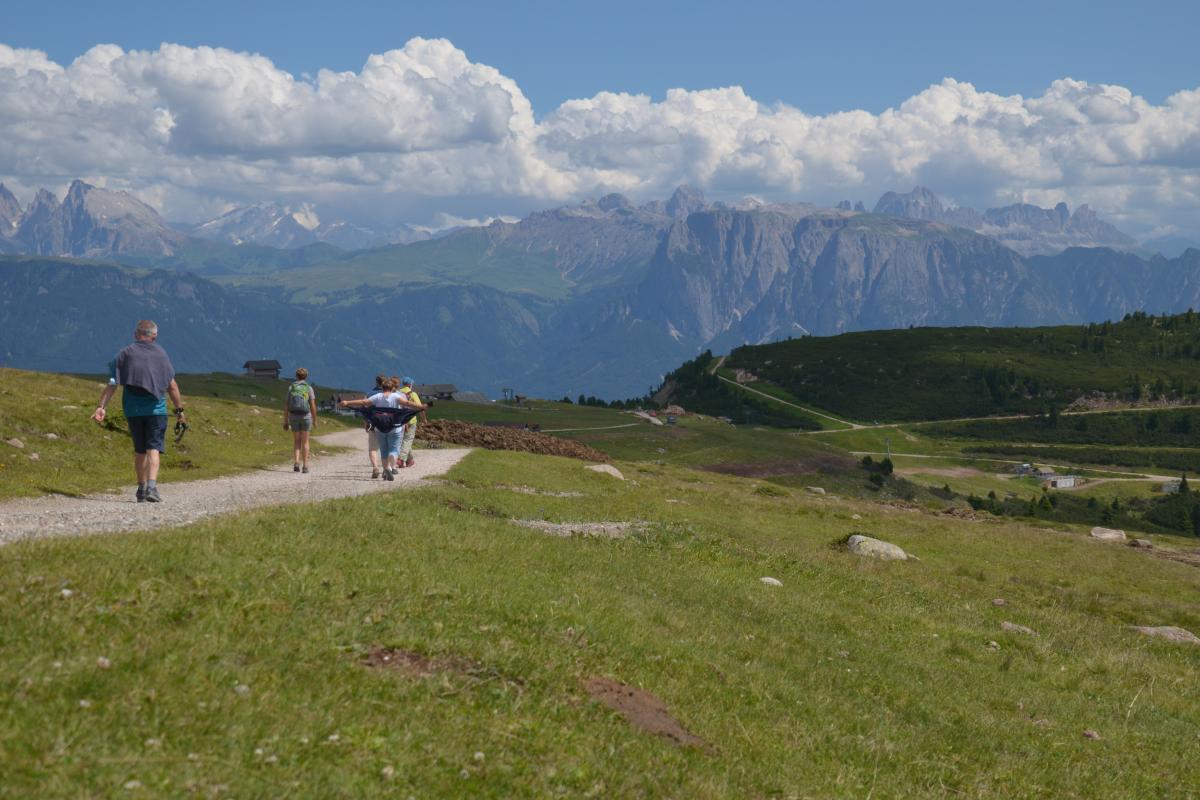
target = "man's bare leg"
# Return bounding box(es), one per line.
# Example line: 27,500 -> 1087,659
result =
134,451 -> 160,482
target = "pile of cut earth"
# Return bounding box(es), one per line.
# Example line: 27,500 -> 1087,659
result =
420,419 -> 609,462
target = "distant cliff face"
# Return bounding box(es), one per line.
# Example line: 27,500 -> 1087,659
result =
635,207 -> 1048,347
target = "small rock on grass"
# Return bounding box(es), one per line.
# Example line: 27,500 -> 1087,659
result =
585,464 -> 624,480
1090,526 -> 1126,541
1001,621 -> 1036,636
846,534 -> 908,561
1129,538 -> 1153,549
806,486 -> 826,495
6,437 -> 24,449
1130,626 -> 1200,645
991,598 -> 1007,607
760,576 -> 783,587
986,641 -> 1001,651
1083,729 -> 1101,740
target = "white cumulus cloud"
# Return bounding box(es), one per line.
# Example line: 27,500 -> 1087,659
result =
0,38 -> 1199,238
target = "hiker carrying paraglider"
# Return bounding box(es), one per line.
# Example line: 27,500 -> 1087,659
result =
339,377 -> 427,480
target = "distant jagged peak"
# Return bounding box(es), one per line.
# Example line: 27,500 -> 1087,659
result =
61,179 -> 166,223
0,182 -> 21,231
873,186 -> 947,219
871,186 -> 1134,255
666,185 -> 707,218
597,193 -> 633,211
28,187 -> 60,210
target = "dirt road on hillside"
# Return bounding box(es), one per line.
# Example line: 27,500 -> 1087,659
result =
0,429 -> 470,546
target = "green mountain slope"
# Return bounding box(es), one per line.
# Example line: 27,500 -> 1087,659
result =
664,312 -> 1200,423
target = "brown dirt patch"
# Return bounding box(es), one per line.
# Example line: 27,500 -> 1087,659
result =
702,454 -> 853,478
583,676 -> 711,751
363,647 -> 524,690
362,647 -> 480,678
1150,547 -> 1200,569
420,419 -> 609,462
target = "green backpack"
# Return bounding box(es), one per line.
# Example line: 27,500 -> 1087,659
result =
287,381 -> 311,414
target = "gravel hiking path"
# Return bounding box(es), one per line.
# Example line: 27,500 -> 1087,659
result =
0,429 -> 471,546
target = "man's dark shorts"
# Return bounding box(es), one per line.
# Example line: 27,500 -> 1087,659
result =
128,415 -> 168,454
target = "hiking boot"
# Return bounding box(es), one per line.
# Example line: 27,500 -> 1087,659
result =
371,468 -> 381,479
405,456 -> 415,467
143,486 -> 162,503
383,469 -> 395,482
302,466 -> 309,474
293,463 -> 300,472
136,486 -> 146,503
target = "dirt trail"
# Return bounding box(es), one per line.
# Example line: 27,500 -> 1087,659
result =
0,429 -> 470,546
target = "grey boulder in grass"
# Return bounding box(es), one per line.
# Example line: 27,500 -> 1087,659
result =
1130,626 -> 1200,645
586,464 -> 625,480
1090,526 -> 1126,541
846,534 -> 908,561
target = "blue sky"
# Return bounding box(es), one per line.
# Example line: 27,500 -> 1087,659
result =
2,0 -> 1200,239
7,0 -> 1199,115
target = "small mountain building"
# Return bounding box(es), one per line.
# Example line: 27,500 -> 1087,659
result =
413,383 -> 458,400
243,359 -> 282,379
1043,475 -> 1083,489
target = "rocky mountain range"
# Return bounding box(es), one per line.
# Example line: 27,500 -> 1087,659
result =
872,186 -> 1137,256
3,182 -> 1198,399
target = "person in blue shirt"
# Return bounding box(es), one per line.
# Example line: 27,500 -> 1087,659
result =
91,320 -> 187,503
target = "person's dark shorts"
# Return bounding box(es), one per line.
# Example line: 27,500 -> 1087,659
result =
128,415 -> 168,454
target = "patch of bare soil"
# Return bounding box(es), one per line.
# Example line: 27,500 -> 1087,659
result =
702,454 -> 853,478
583,677 -> 711,751
511,519 -> 647,539
362,647 -> 521,687
1150,547 -> 1200,569
362,647 -> 480,678
420,419 -> 609,462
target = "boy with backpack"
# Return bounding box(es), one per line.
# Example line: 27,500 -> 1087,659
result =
283,368 -> 318,473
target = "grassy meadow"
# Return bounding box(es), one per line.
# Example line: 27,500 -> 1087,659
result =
2,447 -> 1199,797
3,368 -> 1199,797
